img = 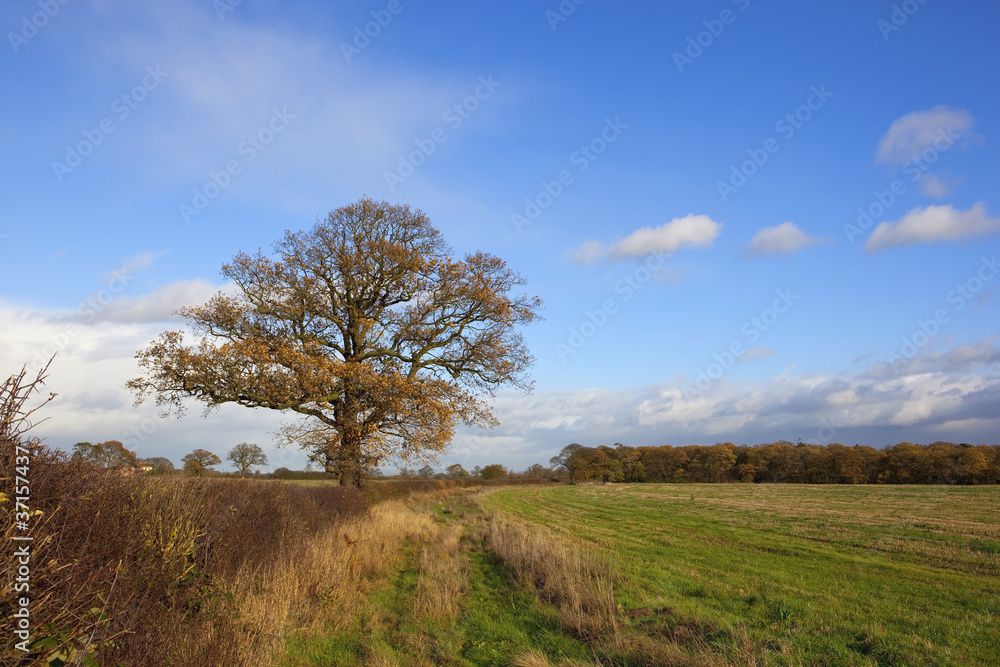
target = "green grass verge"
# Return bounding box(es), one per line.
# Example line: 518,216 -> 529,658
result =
456,550 -> 595,666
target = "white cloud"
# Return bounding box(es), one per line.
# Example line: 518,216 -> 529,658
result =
84,279 -> 229,323
109,252 -> 161,279
740,346 -> 776,361
570,215 -> 722,264
477,338 -> 1000,455
865,202 -> 1000,252
875,106 -> 980,165
919,174 -> 952,198
869,339 -> 1000,378
567,240 -> 605,266
0,299 -> 299,471
67,1 -> 504,212
610,215 -> 722,258
747,222 -> 826,256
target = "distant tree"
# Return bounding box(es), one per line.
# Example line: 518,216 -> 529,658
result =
736,446 -> 763,482
522,463 -> 550,478
797,444 -> 834,484
568,447 -> 598,482
980,445 -> 1000,484
72,441 -> 138,468
957,446 -> 988,484
182,448 -> 222,476
828,444 -> 883,484
594,446 -> 625,483
550,443 -> 585,483
702,444 -> 737,482
883,442 -> 923,483
100,441 -> 138,468
637,445 -> 688,482
923,443 -> 959,484
418,464 -> 435,478
227,442 -> 269,478
446,463 -> 469,478
273,467 -> 292,479
71,442 -> 94,460
398,467 -> 415,478
141,456 -> 175,474
480,463 -> 508,480
382,441 -> 997,486
470,465 -> 483,478
758,442 -> 803,483
614,443 -> 645,482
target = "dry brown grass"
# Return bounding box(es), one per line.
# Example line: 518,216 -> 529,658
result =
363,644 -> 402,667
510,649 -> 609,667
413,522 -> 467,621
486,512 -> 620,642
510,649 -> 559,667
196,498 -> 440,667
291,499 -> 438,635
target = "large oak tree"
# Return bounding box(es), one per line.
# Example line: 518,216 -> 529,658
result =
128,198 -> 541,486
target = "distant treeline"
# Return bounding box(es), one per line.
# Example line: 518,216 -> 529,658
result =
551,442 -> 1000,485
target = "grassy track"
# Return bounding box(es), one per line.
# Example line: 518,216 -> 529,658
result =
482,484 -> 1000,665
280,495 -> 596,667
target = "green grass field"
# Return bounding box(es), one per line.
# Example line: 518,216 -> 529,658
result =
482,484 -> 1000,665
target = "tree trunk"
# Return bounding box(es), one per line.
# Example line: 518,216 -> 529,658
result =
338,442 -> 363,488
336,418 -> 365,488
333,371 -> 367,488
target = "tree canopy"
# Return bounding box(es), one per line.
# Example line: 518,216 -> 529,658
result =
71,440 -> 138,468
129,198 -> 541,486
550,443 -> 585,483
549,441 -> 1000,485
141,456 -> 175,474
182,448 -> 222,476
445,463 -> 469,478
227,442 -> 268,477
479,463 -> 508,480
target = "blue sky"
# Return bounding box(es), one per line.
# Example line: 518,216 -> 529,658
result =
2,0 -> 998,472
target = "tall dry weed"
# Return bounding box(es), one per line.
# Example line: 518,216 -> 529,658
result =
486,512 -> 620,641
413,523 -> 466,621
